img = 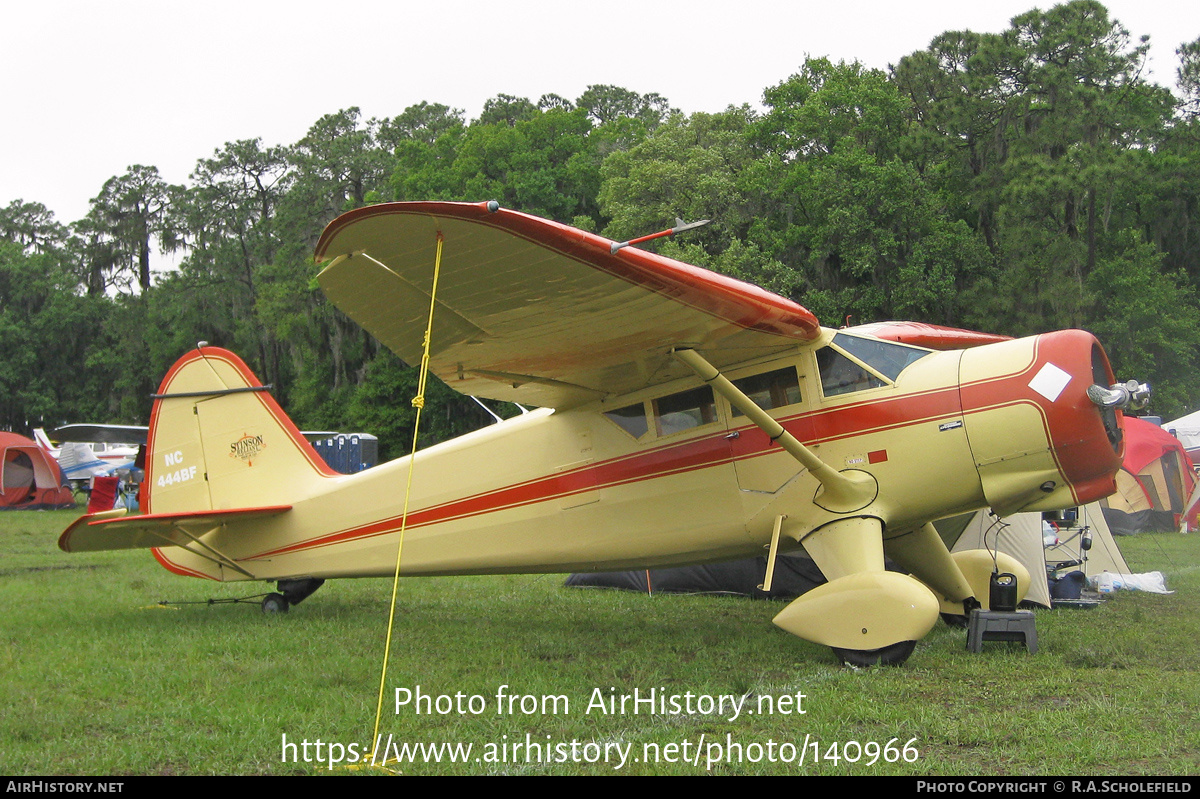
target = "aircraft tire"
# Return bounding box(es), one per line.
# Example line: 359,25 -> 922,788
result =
940,612 -> 969,629
261,593 -> 290,614
832,640 -> 916,667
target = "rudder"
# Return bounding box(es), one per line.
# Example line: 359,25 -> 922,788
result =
144,347 -> 336,515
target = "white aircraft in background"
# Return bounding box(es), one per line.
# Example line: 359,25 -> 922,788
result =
33,426 -> 143,484
35,424 -> 341,485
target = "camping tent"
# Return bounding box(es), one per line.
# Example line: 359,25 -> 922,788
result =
1100,416 -> 1198,534
0,432 -> 75,510
936,509 -> 1053,608
936,503 -> 1133,608
1043,502 -> 1132,579
1164,409 -> 1200,461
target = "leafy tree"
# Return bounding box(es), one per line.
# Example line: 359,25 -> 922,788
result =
745,58 -> 988,324
537,93 -> 574,112
1178,37 -> 1200,113
888,1 -> 1200,409
169,139 -> 292,387
576,84 -> 673,128
895,2 -> 1176,323
1085,233 -> 1200,416
0,241 -> 107,430
0,200 -> 68,254
598,106 -> 764,262
78,165 -> 178,293
476,94 -> 538,126
389,102 -> 469,202
757,58 -> 909,161
1142,40 -> 1200,283
288,108 -> 392,229
380,102 -> 466,146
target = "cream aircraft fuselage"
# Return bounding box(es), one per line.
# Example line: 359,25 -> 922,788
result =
131,329 -> 1114,583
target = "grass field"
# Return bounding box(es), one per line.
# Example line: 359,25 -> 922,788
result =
2,508 -> 1198,776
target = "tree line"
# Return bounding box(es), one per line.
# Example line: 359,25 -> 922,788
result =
3,1 -> 1200,458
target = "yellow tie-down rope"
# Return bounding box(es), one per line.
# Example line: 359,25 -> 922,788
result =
366,232 -> 445,771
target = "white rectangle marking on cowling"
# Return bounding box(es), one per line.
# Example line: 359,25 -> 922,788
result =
1029,362 -> 1072,403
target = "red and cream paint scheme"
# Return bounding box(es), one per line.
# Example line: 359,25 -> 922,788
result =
59,202 -> 1134,665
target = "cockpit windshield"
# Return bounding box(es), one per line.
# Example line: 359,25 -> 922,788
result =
817,334 -> 933,397
832,333 -> 933,381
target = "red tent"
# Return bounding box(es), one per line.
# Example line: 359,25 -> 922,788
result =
1100,417 -> 1198,533
0,432 -> 76,510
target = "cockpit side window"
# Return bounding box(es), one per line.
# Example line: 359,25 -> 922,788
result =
603,402 -> 649,439
730,367 -> 802,416
817,347 -> 886,396
653,386 -> 717,436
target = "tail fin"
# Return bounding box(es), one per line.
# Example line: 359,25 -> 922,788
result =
144,347 -> 337,515
32,428 -> 56,455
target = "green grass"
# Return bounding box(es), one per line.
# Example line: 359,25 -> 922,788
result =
2,509 -> 1198,775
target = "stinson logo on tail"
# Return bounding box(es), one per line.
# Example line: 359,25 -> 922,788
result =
230,433 -> 265,466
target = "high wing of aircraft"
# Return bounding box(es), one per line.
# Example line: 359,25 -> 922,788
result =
58,201 -> 1142,665
51,423 -> 149,446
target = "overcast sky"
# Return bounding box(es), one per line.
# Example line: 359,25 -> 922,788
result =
3,0 -> 1197,225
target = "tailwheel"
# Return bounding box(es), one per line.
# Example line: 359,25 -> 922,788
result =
833,640 -> 917,668
261,593 -> 290,614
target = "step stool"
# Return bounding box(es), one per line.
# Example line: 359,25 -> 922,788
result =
967,609 -> 1038,654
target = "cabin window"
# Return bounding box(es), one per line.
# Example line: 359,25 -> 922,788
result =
653,386 -> 717,436
730,367 -> 802,416
603,402 -> 649,439
832,333 -> 932,381
816,347 -> 886,396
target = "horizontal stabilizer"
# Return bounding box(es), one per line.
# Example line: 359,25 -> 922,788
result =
58,505 -> 292,553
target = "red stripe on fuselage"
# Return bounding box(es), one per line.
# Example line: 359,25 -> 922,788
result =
243,382 -> 976,560
246,430 -> 738,558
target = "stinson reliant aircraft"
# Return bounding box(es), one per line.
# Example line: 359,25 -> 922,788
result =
59,201 -> 1144,665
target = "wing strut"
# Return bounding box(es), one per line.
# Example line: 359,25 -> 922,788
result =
672,348 -> 877,513
759,514 -> 786,592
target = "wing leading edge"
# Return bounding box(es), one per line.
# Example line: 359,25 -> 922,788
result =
314,202 -> 821,408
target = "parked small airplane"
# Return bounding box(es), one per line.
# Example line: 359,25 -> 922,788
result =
59,201 -> 1146,665
33,427 -> 140,484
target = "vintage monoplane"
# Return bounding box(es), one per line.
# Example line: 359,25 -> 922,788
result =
59,201 -> 1145,665
34,426 -> 141,484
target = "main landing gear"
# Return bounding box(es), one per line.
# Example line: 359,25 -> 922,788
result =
833,641 -> 918,668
